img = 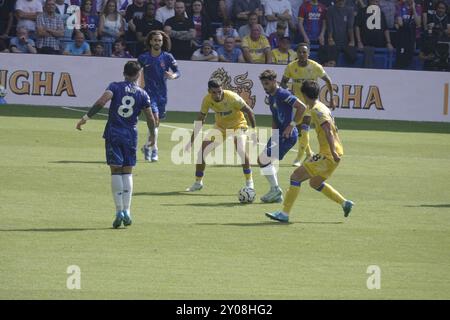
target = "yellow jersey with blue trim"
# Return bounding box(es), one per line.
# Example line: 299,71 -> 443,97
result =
283,59 -> 327,102
200,90 -> 248,130
310,101 -> 343,157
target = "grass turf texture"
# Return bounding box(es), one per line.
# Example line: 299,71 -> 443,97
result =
1,105 -> 449,299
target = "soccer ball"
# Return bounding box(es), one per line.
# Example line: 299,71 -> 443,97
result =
238,187 -> 256,204
0,85 -> 6,98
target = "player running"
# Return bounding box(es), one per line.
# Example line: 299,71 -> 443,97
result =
185,79 -> 257,192
76,61 -> 156,229
265,80 -> 353,223
257,70 -> 307,203
138,30 -> 180,162
281,43 -> 335,167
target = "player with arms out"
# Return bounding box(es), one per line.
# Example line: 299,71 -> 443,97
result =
138,30 -> 180,162
76,61 -> 156,229
281,43 -> 335,167
265,80 -> 353,223
185,79 -> 257,192
258,70 -> 307,203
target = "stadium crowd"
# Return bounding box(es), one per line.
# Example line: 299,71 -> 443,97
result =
1,0 -> 449,71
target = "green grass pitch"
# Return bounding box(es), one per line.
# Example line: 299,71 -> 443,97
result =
0,104 -> 449,299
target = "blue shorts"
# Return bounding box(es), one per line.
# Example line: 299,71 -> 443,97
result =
264,134 -> 298,161
150,96 -> 167,120
104,128 -> 138,167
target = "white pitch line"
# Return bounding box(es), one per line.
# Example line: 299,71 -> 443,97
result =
62,106 -> 298,153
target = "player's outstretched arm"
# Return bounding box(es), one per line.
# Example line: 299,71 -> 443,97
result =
283,99 -> 306,138
321,121 -> 340,163
321,75 -> 335,110
76,91 -> 113,131
280,76 -> 290,89
185,112 -> 207,151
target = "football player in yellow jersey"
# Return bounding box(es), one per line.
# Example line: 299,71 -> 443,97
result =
280,43 -> 335,167
265,80 -> 353,223
185,79 -> 257,192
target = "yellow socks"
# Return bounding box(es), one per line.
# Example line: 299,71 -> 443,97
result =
316,183 -> 345,205
282,180 -> 301,214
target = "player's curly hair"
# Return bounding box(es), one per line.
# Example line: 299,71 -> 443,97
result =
146,30 -> 172,52
259,70 -> 277,81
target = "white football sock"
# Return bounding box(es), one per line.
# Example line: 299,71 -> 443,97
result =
122,174 -> 133,213
111,174 -> 124,212
260,164 -> 279,188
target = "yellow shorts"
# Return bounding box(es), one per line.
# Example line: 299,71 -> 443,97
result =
206,124 -> 248,142
303,154 -> 339,179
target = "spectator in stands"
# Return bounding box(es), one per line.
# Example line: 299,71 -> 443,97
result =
55,0 -> 76,40
15,0 -> 44,39
232,0 -> 263,29
422,0 -> 439,29
36,0 -> 64,54
264,0 -> 293,37
268,21 -> 288,48
298,0 -> 327,45
394,0 -> 422,68
204,0 -> 227,24
426,1 -> 450,40
271,35 -> 296,64
191,39 -> 219,61
124,0 -> 147,51
327,0 -> 356,65
92,41 -> 105,55
420,1 -> 450,71
164,0 -> 196,60
80,0 -> 99,41
215,19 -> 240,45
1,0 -> 15,44
111,37 -> 133,57
238,12 -> 265,39
9,27 -> 38,54
217,36 -> 245,62
98,0 -> 125,43
63,30 -> 92,55
242,24 -> 272,63
136,2 -> 163,55
379,0 -> 397,29
156,0 -> 176,24
355,0 -> 394,67
190,0 -> 214,47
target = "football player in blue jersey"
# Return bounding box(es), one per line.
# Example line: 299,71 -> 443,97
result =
76,61 -> 156,229
138,30 -> 180,162
257,70 -> 307,203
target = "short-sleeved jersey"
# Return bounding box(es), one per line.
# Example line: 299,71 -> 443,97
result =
310,100 -> 343,157
103,81 -> 151,141
200,90 -> 248,130
268,87 -> 300,133
137,51 -> 179,100
241,35 -> 271,63
283,59 -> 327,101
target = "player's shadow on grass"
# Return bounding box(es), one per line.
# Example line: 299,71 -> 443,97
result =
50,160 -> 106,164
196,221 -> 343,226
163,202 -> 269,208
0,227 -> 113,232
406,204 -> 450,208
134,191 -> 236,197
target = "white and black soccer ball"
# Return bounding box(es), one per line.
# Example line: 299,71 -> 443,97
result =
238,187 -> 256,204
0,85 -> 6,98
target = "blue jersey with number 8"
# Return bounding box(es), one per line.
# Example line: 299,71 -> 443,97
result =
102,81 -> 151,141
